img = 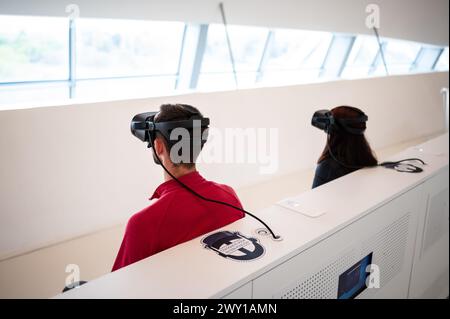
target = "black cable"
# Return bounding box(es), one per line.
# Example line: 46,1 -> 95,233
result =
379,158 -> 426,173
326,134 -> 426,172
379,158 -> 426,166
148,138 -> 280,240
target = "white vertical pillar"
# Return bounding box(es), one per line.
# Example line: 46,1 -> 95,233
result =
442,88 -> 449,132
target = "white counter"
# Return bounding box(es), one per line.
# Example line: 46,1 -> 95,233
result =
56,133 -> 449,299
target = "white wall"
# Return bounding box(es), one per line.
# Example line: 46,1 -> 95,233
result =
0,0 -> 448,46
0,72 -> 448,262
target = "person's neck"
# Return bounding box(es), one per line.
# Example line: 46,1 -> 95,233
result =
163,166 -> 197,182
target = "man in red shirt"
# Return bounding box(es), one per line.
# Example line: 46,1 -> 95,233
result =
112,104 -> 244,271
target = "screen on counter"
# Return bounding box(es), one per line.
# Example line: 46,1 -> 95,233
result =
337,253 -> 373,299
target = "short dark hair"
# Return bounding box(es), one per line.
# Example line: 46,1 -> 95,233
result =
318,106 -> 378,167
154,104 -> 206,169
155,104 -> 203,123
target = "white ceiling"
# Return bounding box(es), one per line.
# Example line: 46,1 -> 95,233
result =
0,0 -> 448,46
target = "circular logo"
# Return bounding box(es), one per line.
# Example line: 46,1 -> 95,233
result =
202,231 -> 265,262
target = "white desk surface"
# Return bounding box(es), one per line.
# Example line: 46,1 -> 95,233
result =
56,133 -> 449,299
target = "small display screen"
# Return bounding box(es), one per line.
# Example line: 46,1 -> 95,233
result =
337,253 -> 373,299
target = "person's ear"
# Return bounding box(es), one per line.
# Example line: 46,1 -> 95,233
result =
154,137 -> 165,157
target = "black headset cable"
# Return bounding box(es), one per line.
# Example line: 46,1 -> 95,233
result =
148,137 -> 281,240
326,134 -> 426,172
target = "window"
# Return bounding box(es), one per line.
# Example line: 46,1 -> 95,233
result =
435,48 -> 449,71
319,35 -> 356,79
263,30 -> 332,71
0,15 -> 68,83
341,36 -> 380,79
372,39 -> 422,76
411,47 -> 444,73
76,19 -> 184,79
197,24 -> 268,90
74,18 -> 184,100
259,29 -> 332,85
0,14 -> 448,109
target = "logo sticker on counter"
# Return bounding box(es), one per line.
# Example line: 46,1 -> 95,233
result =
201,231 -> 265,261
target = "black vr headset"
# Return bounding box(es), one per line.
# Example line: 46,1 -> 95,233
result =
130,110 -> 210,163
311,108 -> 368,135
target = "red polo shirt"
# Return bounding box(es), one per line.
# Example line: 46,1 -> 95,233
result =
112,171 -> 244,271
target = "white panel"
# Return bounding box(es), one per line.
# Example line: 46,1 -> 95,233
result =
252,187 -> 421,299
361,214 -> 410,287
276,248 -> 357,299
409,167 -> 449,299
273,214 -> 411,299
422,188 -> 449,253
222,282 -> 252,299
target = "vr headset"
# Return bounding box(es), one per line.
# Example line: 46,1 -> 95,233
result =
130,110 -> 210,162
311,108 -> 368,135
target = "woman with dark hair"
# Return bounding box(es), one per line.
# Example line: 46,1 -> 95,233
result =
312,106 -> 378,188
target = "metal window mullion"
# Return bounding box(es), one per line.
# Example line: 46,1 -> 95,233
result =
255,30 -> 273,83
189,24 -> 209,89
318,35 -> 336,77
410,47 -> 425,72
174,24 -> 188,90
432,48 -> 445,70
368,42 -> 386,75
337,37 -> 356,77
0,79 -> 69,86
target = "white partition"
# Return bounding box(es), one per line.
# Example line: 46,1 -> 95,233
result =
56,133 -> 449,299
409,169 -> 449,298
252,187 -> 422,298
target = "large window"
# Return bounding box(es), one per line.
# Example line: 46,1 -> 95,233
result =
76,19 -> 184,79
264,31 -> 331,69
197,24 -> 269,90
371,40 -> 422,76
0,15 -> 68,83
0,14 -> 448,109
74,18 -> 184,100
341,36 -> 380,79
